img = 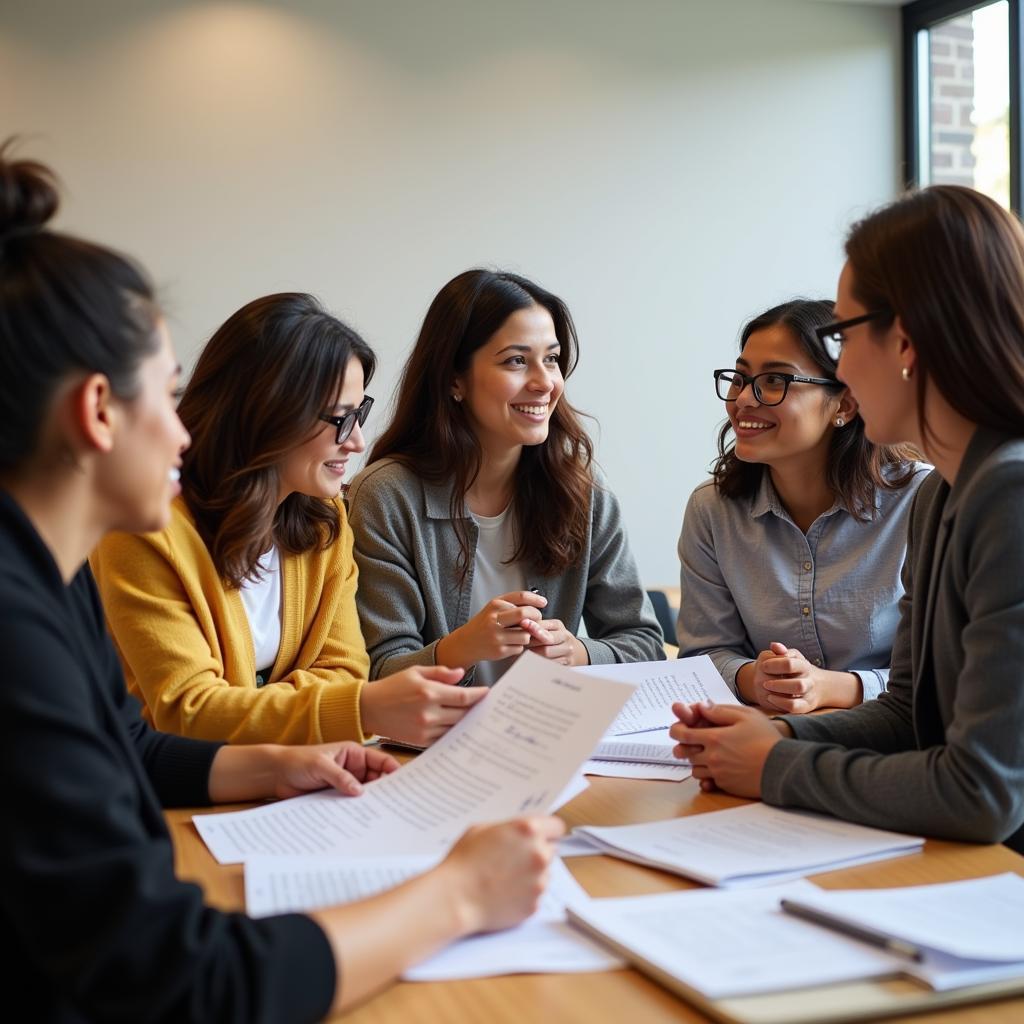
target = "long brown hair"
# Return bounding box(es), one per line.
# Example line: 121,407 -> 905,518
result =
369,269 -> 594,578
846,184 -> 1024,442
713,299 -> 916,519
178,292 -> 376,586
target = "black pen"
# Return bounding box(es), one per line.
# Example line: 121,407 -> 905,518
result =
779,899 -> 924,962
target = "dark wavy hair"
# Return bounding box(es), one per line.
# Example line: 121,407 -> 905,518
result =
369,269 -> 594,578
846,184 -> 1024,442
178,292 -> 376,586
712,299 -> 917,519
0,139 -> 160,474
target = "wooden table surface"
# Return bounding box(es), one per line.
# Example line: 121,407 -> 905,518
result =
167,774 -> 1024,1023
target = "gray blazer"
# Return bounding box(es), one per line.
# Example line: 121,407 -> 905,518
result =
346,459 -> 664,680
763,427 -> 1024,853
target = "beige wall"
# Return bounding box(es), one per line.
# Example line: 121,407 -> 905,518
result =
0,0 -> 901,586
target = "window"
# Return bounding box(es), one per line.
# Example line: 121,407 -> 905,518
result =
903,0 -> 1018,210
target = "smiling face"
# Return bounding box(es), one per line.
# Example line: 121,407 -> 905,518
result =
277,356 -> 367,503
453,303 -> 565,462
728,323 -> 848,474
100,320 -> 191,534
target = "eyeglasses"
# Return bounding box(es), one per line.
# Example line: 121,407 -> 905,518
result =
713,369 -> 840,407
815,311 -> 892,362
318,395 -> 374,444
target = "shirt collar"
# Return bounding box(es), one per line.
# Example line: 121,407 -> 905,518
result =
0,488 -> 66,593
748,470 -> 843,524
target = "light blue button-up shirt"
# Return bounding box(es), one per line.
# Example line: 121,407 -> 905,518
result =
676,466 -> 929,700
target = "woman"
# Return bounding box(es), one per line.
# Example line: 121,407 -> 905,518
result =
92,292 -> 487,747
672,185 -> 1024,853
346,269 -> 663,685
677,299 -> 925,712
0,145 -> 562,1021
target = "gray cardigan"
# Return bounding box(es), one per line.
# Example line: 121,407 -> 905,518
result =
763,427 -> 1024,853
346,459 -> 664,680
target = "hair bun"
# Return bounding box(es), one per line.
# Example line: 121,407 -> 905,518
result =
0,139 -> 60,244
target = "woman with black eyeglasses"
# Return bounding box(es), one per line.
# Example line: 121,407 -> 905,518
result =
93,293 -> 488,747
676,299 -> 926,712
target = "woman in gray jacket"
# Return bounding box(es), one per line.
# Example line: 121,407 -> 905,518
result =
347,269 -> 663,686
672,185 -> 1024,853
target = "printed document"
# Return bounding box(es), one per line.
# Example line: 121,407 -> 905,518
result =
578,656 -> 737,736
245,854 -> 623,979
194,652 -> 635,863
574,803 -> 924,886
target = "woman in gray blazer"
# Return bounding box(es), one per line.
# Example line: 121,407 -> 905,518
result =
347,269 -> 663,686
672,185 -> 1024,853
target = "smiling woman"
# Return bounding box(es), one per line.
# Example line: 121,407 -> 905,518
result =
346,268 -> 664,685
91,293 -> 489,748
676,299 -> 925,713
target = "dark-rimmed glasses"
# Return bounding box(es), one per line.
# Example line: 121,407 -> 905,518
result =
319,396 -> 374,444
815,311 -> 892,361
713,369 -> 840,407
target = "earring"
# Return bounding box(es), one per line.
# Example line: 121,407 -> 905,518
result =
835,416 -> 845,428
452,393 -> 463,402
901,367 -> 912,382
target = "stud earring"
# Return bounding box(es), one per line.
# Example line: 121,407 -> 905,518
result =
452,393 -> 463,402
901,367 -> 912,382
835,416 -> 845,428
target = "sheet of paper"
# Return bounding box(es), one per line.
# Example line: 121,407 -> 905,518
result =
577,656 -> 737,736
195,651 -> 636,864
558,833 -> 605,858
575,803 -> 924,887
245,854 -> 622,979
550,771 -> 589,810
568,881 -> 897,999
783,872 -> 1024,964
591,731 -> 680,765
583,758 -> 691,781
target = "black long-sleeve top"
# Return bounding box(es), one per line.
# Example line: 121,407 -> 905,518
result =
0,490 -> 336,1023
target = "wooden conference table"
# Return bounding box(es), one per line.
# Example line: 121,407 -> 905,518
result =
168,774 -> 1024,1024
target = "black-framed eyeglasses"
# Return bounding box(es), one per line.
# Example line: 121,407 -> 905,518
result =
815,311 -> 892,362
713,369 -> 840,407
319,395 -> 374,444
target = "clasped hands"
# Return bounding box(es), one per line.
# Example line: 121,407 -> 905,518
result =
669,700 -> 791,798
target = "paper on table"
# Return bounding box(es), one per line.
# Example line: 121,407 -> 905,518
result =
194,652 -> 636,864
577,656 -> 737,737
591,731 -> 680,765
781,873 -> 1024,990
582,759 -> 691,781
245,854 -> 623,979
575,803 -> 924,887
567,881 -> 898,999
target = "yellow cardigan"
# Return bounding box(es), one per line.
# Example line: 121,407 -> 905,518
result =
91,496 -> 370,744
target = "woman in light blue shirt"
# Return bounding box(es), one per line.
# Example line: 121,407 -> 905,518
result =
677,299 -> 925,713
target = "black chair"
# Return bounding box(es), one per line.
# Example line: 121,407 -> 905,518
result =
646,589 -> 677,646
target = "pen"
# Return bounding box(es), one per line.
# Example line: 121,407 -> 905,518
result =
779,899 -> 924,962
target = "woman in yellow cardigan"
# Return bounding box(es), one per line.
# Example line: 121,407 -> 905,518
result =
92,293 -> 487,746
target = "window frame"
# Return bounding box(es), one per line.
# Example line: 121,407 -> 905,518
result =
902,0 -> 1022,211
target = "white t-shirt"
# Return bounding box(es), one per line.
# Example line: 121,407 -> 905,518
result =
468,506 -> 526,686
239,546 -> 282,682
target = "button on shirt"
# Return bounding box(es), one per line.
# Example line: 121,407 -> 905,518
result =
676,468 -> 929,700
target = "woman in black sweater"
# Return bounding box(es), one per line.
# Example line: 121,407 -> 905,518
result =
0,144 -> 562,1023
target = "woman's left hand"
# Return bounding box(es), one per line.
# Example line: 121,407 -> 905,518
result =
669,701 -> 783,798
272,742 -> 400,799
521,618 -> 588,666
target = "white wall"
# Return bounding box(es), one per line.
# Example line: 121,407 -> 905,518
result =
0,0 -> 901,586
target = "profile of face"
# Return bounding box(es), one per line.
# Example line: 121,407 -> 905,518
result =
277,355 -> 367,502
99,320 -> 191,534
728,323 -> 851,470
834,262 -> 915,447
451,303 -> 565,459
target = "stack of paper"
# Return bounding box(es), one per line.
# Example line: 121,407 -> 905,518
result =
245,854 -> 623,980
568,874 -> 1024,1005
573,803 -> 925,886
577,656 -> 737,781
193,651 -> 636,864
